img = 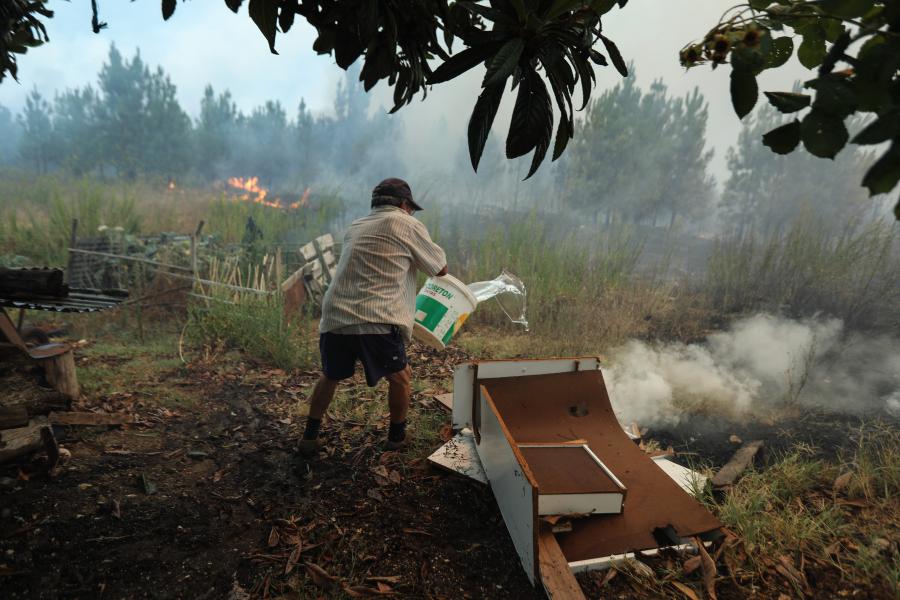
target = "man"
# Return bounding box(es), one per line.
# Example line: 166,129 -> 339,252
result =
298,178 -> 447,456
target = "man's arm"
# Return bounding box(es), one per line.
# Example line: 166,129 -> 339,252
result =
407,219 -> 447,277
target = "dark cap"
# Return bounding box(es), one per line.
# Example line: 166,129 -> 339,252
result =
371,177 -> 423,211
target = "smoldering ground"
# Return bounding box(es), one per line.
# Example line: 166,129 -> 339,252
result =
606,313 -> 900,426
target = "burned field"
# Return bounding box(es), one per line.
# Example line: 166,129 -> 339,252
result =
2,332 -> 898,600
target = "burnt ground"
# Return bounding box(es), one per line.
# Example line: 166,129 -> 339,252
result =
1,335 -> 897,599
0,340 -> 541,600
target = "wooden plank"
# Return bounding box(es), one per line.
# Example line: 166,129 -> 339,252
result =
433,393 -> 453,411
476,385 -> 539,584
452,358 -> 601,430
711,440 -> 764,488
49,412 -> 132,426
426,429 -> 488,484
538,524 -> 587,600
0,417 -> 49,463
0,405 -> 29,430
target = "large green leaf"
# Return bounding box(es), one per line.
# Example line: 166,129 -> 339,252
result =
800,108 -> 848,158
730,70 -> 758,119
162,0 -> 176,20
762,120 -> 801,153
484,38 -> 524,87
248,0 -> 279,54
765,37 -> 794,69
819,0 -> 874,19
861,142 -> 900,197
807,76 -> 857,117
506,69 -> 552,161
600,35 -> 628,77
797,26 -> 826,68
429,42 -> 501,84
764,91 -> 810,113
467,84 -> 505,171
852,109 -> 900,145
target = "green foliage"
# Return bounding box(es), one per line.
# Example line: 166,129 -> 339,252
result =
683,1 -> 900,211
563,76 -> 716,227
2,1 -> 633,180
705,212 -> 900,330
186,294 -> 318,371
721,101 -> 877,233
0,0 -> 52,83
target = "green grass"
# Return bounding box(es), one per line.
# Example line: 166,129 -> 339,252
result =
704,429 -> 900,595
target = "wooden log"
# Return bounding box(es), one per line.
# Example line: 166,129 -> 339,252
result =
49,412 -> 132,426
10,392 -> 71,416
0,417 -> 49,464
538,524 -> 587,600
40,348 -> 79,399
711,440 -> 765,488
0,405 -> 29,430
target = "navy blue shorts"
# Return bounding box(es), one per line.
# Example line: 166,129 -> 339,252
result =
319,327 -> 408,387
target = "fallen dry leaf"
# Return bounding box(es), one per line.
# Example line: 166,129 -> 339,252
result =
367,576 -> 402,585
367,489 -> 384,502
729,434 -> 742,444
694,538 -> 718,600
304,562 -> 338,588
267,527 -> 280,547
671,581 -> 702,600
682,555 -> 702,576
284,543 -> 302,575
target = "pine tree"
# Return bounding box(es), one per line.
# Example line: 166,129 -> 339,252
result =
721,99 -> 874,234
17,88 -> 55,173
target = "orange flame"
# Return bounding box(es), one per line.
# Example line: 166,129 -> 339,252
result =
227,177 -> 309,210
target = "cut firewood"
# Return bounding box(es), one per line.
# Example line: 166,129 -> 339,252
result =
49,411 -> 133,426
0,416 -> 49,464
0,405 -> 29,430
538,524 -> 586,600
40,349 -> 80,399
712,440 -> 764,488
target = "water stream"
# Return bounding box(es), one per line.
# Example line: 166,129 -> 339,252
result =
467,269 -> 529,331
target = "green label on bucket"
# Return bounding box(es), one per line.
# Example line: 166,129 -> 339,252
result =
415,295 -> 448,331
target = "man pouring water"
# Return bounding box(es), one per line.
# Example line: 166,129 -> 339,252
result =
298,178 -> 447,456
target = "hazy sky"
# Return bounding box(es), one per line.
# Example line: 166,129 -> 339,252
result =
0,0 -> 813,181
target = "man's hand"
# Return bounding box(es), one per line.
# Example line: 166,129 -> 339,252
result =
436,266 -> 448,277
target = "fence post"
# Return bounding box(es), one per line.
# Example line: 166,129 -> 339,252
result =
190,220 -> 205,287
65,219 -> 78,284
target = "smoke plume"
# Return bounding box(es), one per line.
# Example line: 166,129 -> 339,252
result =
606,314 -> 900,426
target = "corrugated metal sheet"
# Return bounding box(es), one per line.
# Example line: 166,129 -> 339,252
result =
0,289 -> 128,313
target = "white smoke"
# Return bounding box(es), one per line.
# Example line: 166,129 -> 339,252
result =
606,314 -> 900,426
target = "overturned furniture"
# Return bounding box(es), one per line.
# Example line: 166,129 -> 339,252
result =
430,358 -> 721,599
281,233 -> 338,317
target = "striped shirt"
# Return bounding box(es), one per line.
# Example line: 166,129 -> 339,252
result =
320,206 -> 447,341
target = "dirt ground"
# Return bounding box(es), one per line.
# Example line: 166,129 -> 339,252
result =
1,335 -> 896,599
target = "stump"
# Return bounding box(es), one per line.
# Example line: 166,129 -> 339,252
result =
0,416 -> 49,464
40,349 -> 80,399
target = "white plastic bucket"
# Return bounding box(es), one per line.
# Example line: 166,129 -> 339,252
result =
413,274 -> 478,350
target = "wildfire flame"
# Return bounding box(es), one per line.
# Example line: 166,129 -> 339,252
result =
226,177 -> 309,210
